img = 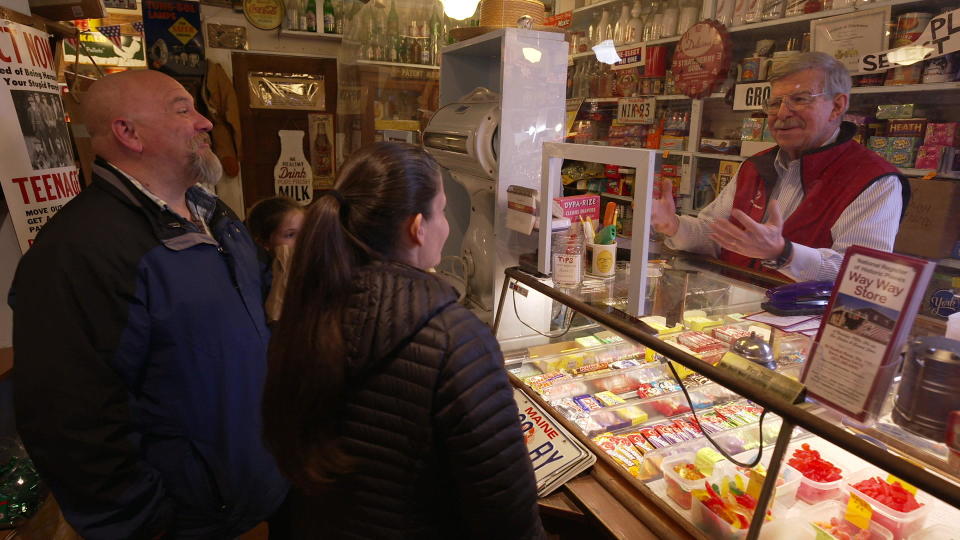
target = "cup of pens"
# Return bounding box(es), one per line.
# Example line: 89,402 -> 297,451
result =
582,202 -> 619,278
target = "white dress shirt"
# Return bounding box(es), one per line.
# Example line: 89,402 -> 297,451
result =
666,128 -> 903,282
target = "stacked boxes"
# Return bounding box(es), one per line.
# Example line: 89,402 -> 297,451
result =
916,122 -> 960,172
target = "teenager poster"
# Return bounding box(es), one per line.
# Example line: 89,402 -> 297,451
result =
0,20 -> 81,253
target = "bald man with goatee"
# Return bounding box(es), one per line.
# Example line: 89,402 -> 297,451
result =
10,70 -> 288,539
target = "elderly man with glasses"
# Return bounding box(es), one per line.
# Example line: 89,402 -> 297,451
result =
652,52 -> 908,281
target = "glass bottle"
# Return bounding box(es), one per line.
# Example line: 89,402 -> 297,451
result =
614,4 -> 631,45
626,1 -> 644,45
677,0 -> 699,34
323,0 -> 335,33
386,0 -> 400,41
411,37 -> 423,64
335,0 -> 344,34
286,0 -> 300,30
661,0 -> 679,38
305,0 -> 317,32
597,9 -> 611,42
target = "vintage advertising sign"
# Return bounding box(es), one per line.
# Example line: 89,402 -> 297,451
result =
307,113 -> 335,190
63,18 -> 146,66
612,43 -> 645,70
859,7 -> 960,74
0,20 -> 81,253
671,20 -> 732,99
142,0 -> 204,77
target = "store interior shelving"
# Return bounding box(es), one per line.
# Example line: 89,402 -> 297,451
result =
565,0 -> 960,215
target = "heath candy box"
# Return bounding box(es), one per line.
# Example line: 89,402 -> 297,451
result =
886,118 -> 928,137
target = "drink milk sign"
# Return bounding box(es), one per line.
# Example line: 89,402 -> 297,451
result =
274,130 -> 313,205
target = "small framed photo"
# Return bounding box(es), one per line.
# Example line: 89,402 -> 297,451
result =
810,6 -> 891,73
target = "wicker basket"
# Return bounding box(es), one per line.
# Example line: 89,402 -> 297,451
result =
479,0 -> 546,27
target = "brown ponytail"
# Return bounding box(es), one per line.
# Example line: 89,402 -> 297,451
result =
262,142 -> 441,492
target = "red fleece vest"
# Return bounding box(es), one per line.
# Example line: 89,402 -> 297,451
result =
719,124 -> 901,275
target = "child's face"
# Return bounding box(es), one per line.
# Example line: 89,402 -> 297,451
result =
268,209 -> 304,251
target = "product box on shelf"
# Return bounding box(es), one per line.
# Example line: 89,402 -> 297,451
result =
894,177 -> 960,259
740,117 -> 765,141
868,136 -> 891,152
889,136 -> 922,151
913,145 -> 948,170
924,122 -> 960,147
887,149 -> 918,167
660,135 -> 687,151
717,160 -> 740,193
699,138 -> 741,155
886,118 -> 928,138
877,104 -> 921,120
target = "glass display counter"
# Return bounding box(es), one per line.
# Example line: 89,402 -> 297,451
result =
495,254 -> 960,539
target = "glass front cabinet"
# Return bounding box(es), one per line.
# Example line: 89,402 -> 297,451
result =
495,254 -> 960,539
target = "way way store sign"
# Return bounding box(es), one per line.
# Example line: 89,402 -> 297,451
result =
617,96 -> 656,124
1,20 -> 81,253
859,7 -> 960,73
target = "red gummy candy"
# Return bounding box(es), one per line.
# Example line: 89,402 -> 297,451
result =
788,443 -> 842,483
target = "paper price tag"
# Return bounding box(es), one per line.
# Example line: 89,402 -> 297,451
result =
746,468 -> 765,500
845,493 -> 873,530
886,474 -> 919,495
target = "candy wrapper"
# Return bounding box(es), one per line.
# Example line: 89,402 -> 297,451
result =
618,405 -> 650,426
573,394 -> 604,412
625,431 -> 655,454
572,362 -> 610,376
639,426 -> 670,448
712,325 -> 752,344
592,410 -> 631,434
594,391 -> 626,407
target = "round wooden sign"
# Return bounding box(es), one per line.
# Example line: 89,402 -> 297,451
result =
243,0 -> 284,31
671,19 -> 732,99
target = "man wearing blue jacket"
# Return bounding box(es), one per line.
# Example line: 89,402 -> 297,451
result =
10,70 -> 288,538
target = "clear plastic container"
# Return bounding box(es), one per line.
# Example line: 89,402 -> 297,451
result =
724,453 -> 802,509
540,361 -> 669,400
906,523 -> 960,540
759,500 -> 894,540
792,451 -> 848,505
690,482 -> 777,540
845,469 -> 932,540
662,452 -> 718,509
796,471 -> 847,505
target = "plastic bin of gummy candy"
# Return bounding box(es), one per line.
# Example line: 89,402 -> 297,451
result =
788,443 -> 847,505
758,500 -> 893,540
844,470 -> 931,540
690,473 -> 777,539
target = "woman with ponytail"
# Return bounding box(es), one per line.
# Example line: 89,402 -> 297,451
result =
262,142 -> 544,539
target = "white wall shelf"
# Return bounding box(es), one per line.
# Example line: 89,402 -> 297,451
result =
852,82 -> 960,94
356,59 -> 439,70
278,29 -> 343,40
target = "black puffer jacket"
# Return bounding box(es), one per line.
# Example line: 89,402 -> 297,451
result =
293,262 -> 544,539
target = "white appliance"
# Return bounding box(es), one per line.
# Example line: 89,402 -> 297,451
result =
424,87 -> 500,311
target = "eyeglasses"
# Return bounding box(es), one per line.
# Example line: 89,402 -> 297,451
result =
762,91 -> 829,114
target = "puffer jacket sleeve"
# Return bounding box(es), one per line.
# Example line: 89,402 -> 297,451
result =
432,304 -> 545,540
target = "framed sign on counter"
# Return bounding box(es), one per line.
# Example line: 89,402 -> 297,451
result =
810,6 -> 890,74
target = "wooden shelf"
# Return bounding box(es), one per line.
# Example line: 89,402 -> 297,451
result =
692,151 -> 746,161
899,168 -> 960,179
